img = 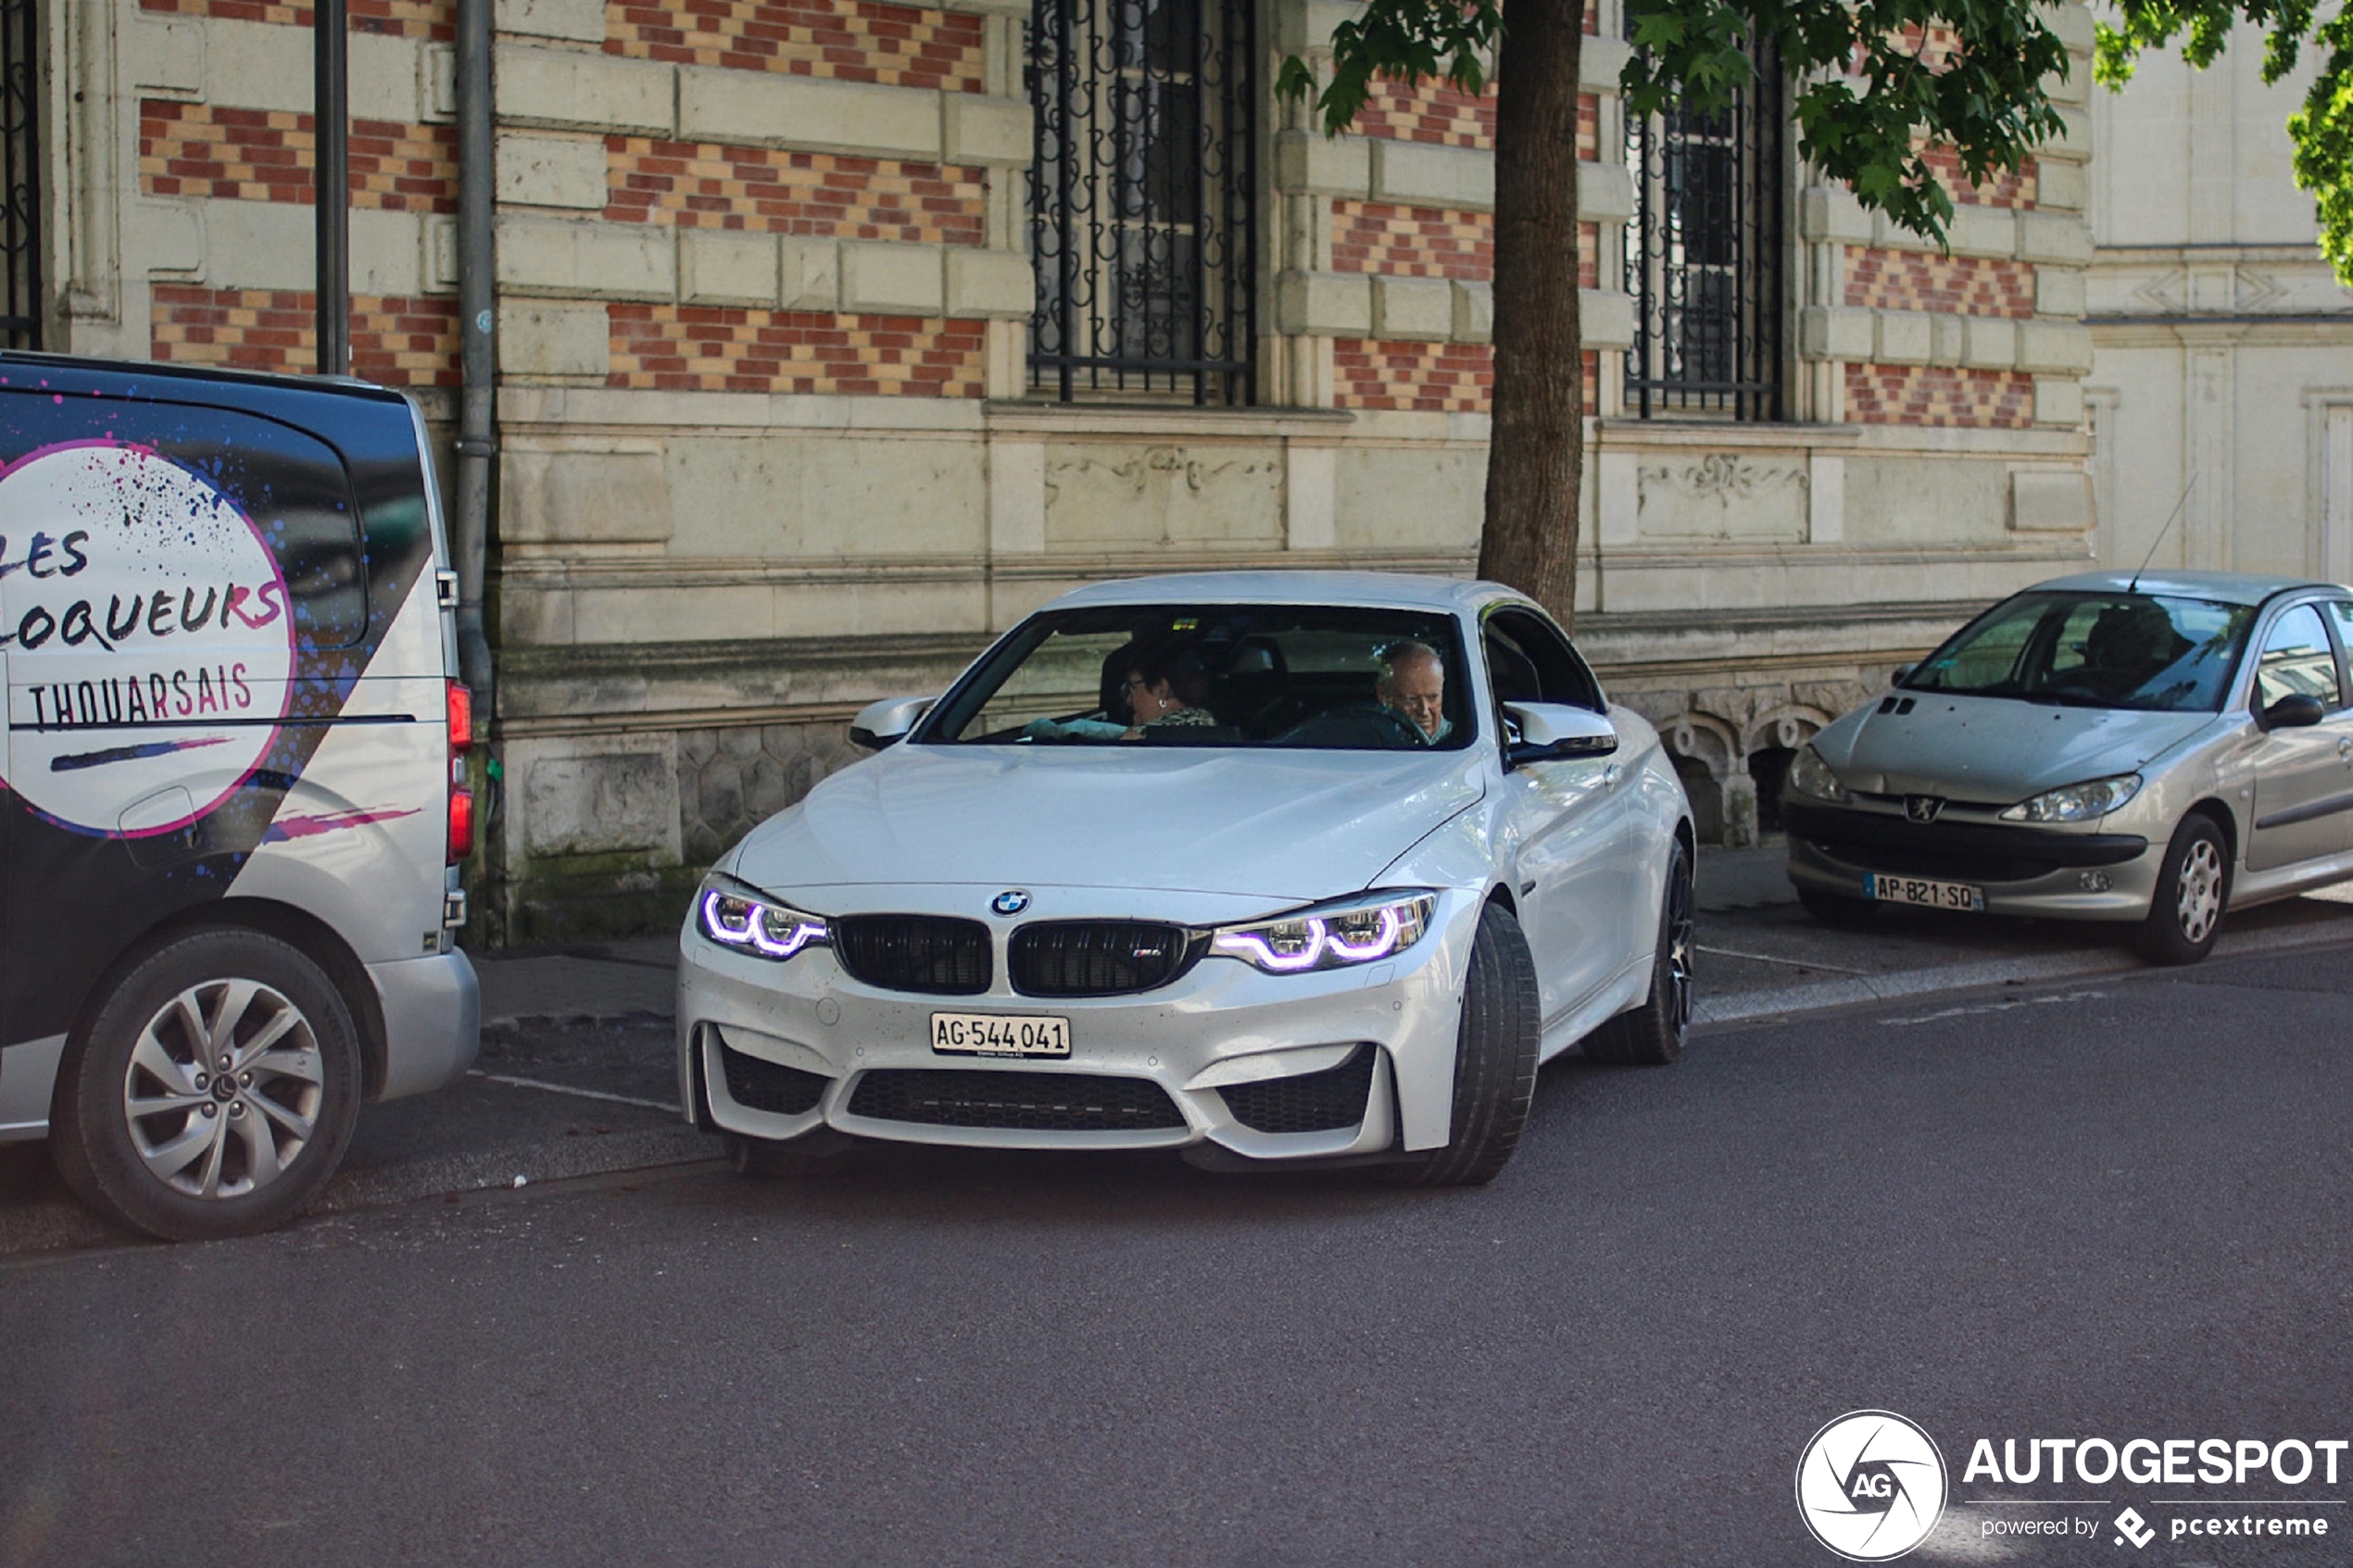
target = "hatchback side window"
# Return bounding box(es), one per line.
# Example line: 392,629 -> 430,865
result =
2330,603 -> 2353,705
2252,604 -> 2342,710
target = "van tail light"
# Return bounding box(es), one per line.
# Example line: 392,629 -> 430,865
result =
447,679 -> 475,863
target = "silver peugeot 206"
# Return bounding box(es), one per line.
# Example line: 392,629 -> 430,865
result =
1785,571 -> 2353,963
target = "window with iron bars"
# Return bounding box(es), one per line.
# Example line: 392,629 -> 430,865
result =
1025,0 -> 1256,405
1622,36 -> 1784,420
1,0 -> 39,350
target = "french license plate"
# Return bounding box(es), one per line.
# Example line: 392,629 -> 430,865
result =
1864,872 -> 1985,911
930,1011 -> 1072,1058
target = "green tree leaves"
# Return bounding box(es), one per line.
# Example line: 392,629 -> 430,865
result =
2100,0 -> 2353,282
1622,1 -> 2070,246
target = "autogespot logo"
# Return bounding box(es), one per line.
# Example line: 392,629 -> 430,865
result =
1797,1411 -> 1950,1562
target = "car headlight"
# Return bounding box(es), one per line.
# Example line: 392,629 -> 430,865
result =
1786,745 -> 1851,804
1998,773 -> 2143,824
697,876 -> 830,960
1211,891 -> 1437,974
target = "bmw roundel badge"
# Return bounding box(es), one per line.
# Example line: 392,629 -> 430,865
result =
991,890 -> 1031,917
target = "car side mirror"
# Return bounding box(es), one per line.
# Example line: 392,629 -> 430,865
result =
1891,663 -> 1916,686
849,695 -> 935,750
1503,702 -> 1617,769
2261,692 -> 2326,730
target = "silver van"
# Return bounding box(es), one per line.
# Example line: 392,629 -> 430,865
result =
0,354 -> 479,1239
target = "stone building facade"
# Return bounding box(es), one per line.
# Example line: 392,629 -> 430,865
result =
2083,19 -> 2353,584
21,0 -> 2101,939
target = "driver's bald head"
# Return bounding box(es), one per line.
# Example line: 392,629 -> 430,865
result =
1377,641 -> 1446,740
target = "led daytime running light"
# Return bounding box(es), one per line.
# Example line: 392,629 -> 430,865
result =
1213,895 -> 1431,974
700,888 -> 828,960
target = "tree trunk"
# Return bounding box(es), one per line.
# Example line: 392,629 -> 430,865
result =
1478,0 -> 1586,629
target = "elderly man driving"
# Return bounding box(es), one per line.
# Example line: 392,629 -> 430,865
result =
1376,640 -> 1451,745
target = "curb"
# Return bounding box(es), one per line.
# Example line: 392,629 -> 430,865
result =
1693,916 -> 2350,1027
0,1124 -> 722,1260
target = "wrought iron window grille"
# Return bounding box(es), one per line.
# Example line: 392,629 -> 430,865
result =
1,0 -> 39,350
1025,0 -> 1257,406
1623,35 -> 1785,421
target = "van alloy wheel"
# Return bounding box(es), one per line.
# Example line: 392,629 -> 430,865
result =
122,979 -> 326,1199
53,927 -> 360,1240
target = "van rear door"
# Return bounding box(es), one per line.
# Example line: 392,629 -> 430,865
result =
0,386 -> 371,1048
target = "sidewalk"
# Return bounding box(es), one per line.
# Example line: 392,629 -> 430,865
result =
464,839 -> 2353,1031
1692,836 -> 2353,1022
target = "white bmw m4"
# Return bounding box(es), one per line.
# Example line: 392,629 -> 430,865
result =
676,572 -> 1693,1185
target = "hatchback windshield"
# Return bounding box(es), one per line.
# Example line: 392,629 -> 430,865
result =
923,605 -> 1476,749
1903,591 -> 2255,711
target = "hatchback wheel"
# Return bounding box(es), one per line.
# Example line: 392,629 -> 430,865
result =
51,929 -> 360,1241
2135,814 -> 2229,966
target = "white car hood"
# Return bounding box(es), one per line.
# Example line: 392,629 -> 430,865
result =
1816,693 -> 2215,802
730,743 -> 1486,905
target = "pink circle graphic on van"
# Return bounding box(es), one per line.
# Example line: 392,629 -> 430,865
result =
0,443 -> 296,836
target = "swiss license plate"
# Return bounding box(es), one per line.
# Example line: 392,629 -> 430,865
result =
1864,872 -> 1985,911
930,1011 -> 1072,1058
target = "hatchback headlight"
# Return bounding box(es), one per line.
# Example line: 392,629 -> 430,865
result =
1998,773 -> 2143,824
1212,891 -> 1437,974
698,876 -> 830,960
1786,745 -> 1851,804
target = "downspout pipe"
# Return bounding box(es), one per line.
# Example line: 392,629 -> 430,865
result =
313,0 -> 349,375
452,0 -> 496,709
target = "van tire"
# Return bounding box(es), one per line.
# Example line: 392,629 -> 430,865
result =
1388,901 -> 1541,1187
51,929 -> 361,1242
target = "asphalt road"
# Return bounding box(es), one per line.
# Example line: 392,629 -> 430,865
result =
5,945 -> 2350,1568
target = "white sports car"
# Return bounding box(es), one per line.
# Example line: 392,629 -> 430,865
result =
675,572 -> 1693,1185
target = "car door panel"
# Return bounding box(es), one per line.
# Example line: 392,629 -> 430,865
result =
1483,608 -> 1637,1023
1504,749 -> 1633,1024
2246,603 -> 2353,872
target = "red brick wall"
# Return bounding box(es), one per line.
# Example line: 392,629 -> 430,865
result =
152,287 -> 461,385
1845,364 -> 2033,428
607,0 -> 985,90
138,0 -> 451,40
605,139 -> 983,245
1331,202 -> 1491,282
1351,80 -> 1598,161
608,306 -> 985,395
142,102 -> 457,214
1336,344 -> 1597,414
1845,251 -> 2034,319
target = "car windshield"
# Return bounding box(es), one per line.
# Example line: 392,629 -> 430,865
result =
1903,591 -> 2255,711
922,605 -> 1477,750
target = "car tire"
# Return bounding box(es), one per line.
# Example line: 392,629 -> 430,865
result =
2134,813 -> 2230,966
50,928 -> 361,1242
1586,839 -> 1693,1066
725,1132 -> 851,1178
1796,885 -> 1877,927
1390,900 -> 1541,1187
